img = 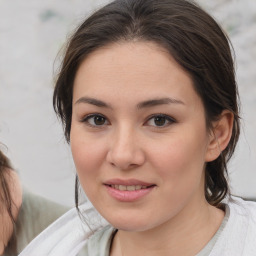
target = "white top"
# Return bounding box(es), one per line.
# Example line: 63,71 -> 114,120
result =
19,197 -> 256,256
210,198 -> 256,256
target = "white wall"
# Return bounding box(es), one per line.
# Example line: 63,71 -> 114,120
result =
0,0 -> 255,206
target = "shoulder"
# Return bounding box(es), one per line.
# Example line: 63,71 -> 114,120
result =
228,197 -> 256,237
18,202 -> 108,256
21,189 -> 68,217
15,189 -> 69,253
227,196 -> 256,236
79,225 -> 116,256
210,197 -> 256,256
17,188 -> 69,231
228,196 -> 256,220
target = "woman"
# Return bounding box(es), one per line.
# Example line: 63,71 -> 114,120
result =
20,0 -> 256,255
0,149 -> 68,255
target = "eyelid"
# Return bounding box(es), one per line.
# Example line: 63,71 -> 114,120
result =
80,113 -> 110,127
144,114 -> 176,127
79,113 -> 176,128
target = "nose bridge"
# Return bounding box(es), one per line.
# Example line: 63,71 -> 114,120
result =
107,123 -> 144,169
115,123 -> 134,149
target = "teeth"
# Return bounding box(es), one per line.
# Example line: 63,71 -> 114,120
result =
119,185 -> 126,191
110,185 -> 149,191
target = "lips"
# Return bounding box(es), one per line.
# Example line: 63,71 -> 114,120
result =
108,184 -> 149,191
104,178 -> 154,187
104,179 -> 156,202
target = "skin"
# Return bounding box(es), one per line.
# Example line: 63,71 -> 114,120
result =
0,170 -> 22,255
71,41 -> 232,255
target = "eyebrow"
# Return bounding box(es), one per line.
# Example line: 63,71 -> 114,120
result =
75,96 -> 184,109
75,97 -> 112,108
137,98 -> 185,109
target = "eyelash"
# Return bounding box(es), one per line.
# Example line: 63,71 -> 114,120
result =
144,114 -> 176,128
80,113 -> 176,128
80,113 -> 109,128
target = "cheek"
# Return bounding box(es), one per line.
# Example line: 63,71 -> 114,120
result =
71,141 -> 103,202
148,137 -> 207,214
70,128 -> 106,188
150,133 -> 207,186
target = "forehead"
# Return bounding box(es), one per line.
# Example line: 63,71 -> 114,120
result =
73,41 -> 199,106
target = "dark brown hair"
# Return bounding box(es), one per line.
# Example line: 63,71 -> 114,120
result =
53,0 -> 240,207
0,149 -> 18,254
0,149 -> 15,223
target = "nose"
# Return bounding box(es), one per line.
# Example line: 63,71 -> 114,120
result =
106,126 -> 145,170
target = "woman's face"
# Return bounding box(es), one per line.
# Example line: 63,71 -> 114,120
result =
71,41 -> 214,232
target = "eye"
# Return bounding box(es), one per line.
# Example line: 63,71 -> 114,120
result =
81,114 -> 109,127
145,114 -> 175,127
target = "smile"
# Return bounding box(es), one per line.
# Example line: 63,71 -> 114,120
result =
108,185 -> 149,191
104,180 -> 156,202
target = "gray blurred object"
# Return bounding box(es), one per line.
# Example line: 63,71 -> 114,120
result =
0,0 -> 255,206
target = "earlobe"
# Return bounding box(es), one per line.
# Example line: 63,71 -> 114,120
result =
205,110 -> 234,162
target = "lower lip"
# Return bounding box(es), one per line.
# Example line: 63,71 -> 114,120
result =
104,185 -> 155,202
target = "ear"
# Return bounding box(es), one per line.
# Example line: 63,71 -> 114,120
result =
205,110 -> 234,162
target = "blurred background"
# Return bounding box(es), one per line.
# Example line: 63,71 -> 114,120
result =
0,0 -> 255,207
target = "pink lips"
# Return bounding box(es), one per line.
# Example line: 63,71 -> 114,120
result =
104,179 -> 156,202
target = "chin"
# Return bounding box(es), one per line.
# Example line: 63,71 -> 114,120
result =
105,214 -> 154,232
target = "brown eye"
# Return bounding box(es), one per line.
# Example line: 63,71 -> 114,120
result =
93,116 -> 106,125
146,114 -> 175,127
154,116 -> 167,126
83,114 -> 108,127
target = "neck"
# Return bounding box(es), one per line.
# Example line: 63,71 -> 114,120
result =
111,197 -> 224,256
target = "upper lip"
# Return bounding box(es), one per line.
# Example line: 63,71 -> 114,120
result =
104,178 -> 155,187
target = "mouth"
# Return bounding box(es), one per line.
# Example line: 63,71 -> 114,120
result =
105,184 -> 155,191
103,179 -> 156,202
